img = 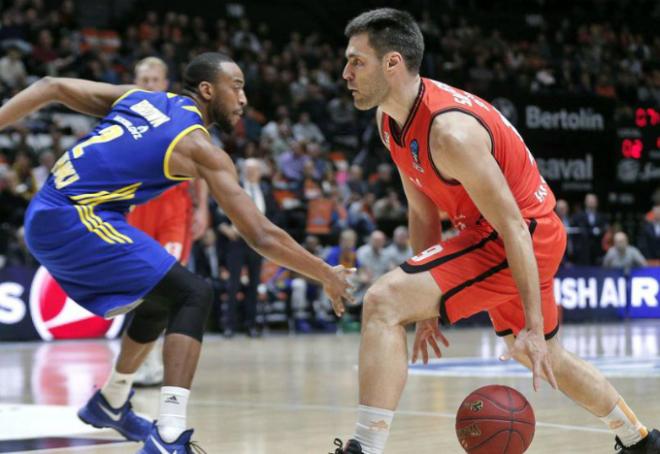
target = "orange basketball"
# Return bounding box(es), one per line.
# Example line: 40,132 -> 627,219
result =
455,385 -> 535,453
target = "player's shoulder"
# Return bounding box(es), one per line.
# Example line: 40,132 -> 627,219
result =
430,111 -> 485,146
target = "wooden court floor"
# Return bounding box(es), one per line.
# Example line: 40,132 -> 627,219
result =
1,321 -> 659,453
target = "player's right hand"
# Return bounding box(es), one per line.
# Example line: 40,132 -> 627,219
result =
412,317 -> 449,364
324,266 -> 356,317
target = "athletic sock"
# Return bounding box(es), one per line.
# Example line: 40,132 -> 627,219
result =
600,397 -> 648,447
353,405 -> 394,454
157,386 -> 190,443
100,370 -> 134,408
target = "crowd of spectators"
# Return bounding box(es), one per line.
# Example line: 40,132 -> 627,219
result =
1,0 -> 659,333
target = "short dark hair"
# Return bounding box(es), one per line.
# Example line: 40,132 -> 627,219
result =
345,8 -> 424,73
183,52 -> 233,93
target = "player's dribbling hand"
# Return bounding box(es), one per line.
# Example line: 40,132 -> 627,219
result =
324,266 -> 356,317
499,328 -> 558,392
412,317 -> 450,364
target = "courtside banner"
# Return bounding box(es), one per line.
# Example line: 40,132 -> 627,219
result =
627,267 -> 660,319
0,266 -> 124,341
554,266 -> 627,322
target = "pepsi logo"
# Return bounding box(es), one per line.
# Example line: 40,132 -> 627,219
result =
29,266 -> 124,340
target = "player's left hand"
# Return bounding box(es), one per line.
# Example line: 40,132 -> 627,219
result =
500,328 -> 558,392
412,317 -> 449,364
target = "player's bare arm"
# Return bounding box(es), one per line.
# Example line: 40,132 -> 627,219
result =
429,111 -> 557,391
0,77 -> 134,128
171,130 -> 355,312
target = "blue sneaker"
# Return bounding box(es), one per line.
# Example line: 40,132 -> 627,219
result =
138,423 -> 205,453
78,389 -> 151,442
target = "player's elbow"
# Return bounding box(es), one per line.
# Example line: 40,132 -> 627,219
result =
37,77 -> 62,101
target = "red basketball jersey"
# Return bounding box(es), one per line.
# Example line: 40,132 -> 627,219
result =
382,78 -> 555,231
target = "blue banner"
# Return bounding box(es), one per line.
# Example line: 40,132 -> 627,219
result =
554,267 -> 627,322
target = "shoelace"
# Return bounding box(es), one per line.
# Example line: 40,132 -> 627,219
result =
330,437 -> 344,454
189,441 -> 208,454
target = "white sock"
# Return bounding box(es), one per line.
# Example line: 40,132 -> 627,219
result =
353,405 -> 394,454
100,370 -> 134,409
600,398 -> 648,447
157,386 -> 190,443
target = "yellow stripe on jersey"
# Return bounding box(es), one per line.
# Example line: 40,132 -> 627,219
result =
111,88 -> 150,107
163,124 -> 209,181
70,182 -> 141,205
71,182 -> 142,245
166,92 -> 177,98
74,205 -> 120,244
182,105 -> 203,119
83,205 -> 133,244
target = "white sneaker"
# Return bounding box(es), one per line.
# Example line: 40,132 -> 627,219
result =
133,346 -> 164,387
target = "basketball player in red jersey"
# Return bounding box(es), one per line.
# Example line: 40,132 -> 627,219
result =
127,57 -> 208,386
331,8 -> 659,454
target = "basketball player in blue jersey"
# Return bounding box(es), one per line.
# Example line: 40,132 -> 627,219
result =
0,52 -> 355,454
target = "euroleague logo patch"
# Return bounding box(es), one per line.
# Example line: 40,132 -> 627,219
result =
29,266 -> 124,340
463,400 -> 484,412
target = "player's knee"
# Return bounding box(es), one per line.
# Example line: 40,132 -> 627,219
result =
127,298 -> 169,343
166,275 -> 213,342
363,279 -> 400,326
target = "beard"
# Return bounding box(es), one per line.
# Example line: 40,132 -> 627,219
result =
353,76 -> 388,111
213,107 -> 235,134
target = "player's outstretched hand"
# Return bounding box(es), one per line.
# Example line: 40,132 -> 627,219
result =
499,328 -> 558,392
412,317 -> 450,364
324,266 -> 356,317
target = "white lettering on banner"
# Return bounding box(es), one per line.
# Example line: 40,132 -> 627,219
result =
0,282 -> 26,324
129,100 -> 170,128
537,154 -> 593,181
578,278 -> 598,308
631,277 -> 659,307
554,277 -> 627,309
526,106 -> 604,130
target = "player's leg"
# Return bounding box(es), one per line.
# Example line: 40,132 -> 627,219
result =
503,335 -> 659,452
341,267 -> 440,454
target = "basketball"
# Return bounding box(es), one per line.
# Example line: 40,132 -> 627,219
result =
455,385 -> 535,453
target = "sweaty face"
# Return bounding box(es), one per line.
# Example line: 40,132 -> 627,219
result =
343,33 -> 389,110
135,65 -> 168,91
210,62 -> 247,133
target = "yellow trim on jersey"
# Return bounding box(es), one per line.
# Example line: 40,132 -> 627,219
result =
182,105 -> 203,119
166,92 -> 177,98
71,182 -> 142,245
111,88 -> 150,107
163,124 -> 209,181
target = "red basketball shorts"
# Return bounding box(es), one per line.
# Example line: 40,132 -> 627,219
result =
401,214 -> 566,339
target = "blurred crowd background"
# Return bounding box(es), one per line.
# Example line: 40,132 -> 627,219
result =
1,0 -> 659,335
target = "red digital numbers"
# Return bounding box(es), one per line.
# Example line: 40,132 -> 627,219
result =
621,139 -> 643,159
636,107 -> 660,128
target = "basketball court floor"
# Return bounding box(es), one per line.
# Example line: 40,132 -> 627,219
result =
1,321 -> 659,453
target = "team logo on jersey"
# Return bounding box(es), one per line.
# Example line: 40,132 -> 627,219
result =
29,267 -> 124,341
383,131 -> 390,147
112,115 -> 150,139
410,139 -> 424,172
130,100 -> 171,127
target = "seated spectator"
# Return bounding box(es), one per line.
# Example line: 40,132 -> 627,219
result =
356,230 -> 390,298
293,111 -> 325,144
278,140 -> 309,182
638,205 -> 660,263
384,226 -> 413,269
603,231 -> 647,274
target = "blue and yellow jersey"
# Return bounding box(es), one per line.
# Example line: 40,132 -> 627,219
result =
24,89 -> 209,316
49,89 -> 207,212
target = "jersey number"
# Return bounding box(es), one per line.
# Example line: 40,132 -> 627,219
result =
53,125 -> 124,189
